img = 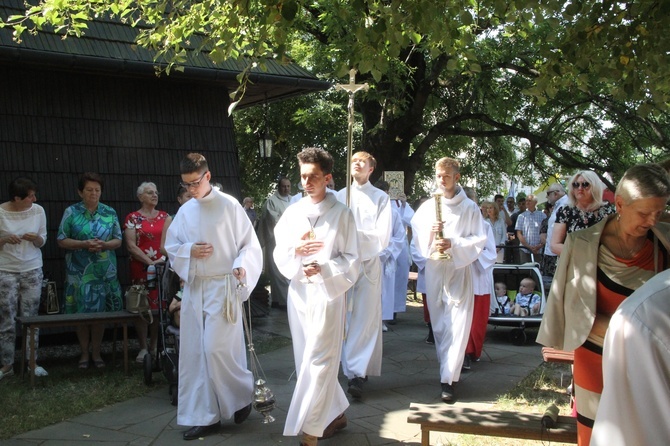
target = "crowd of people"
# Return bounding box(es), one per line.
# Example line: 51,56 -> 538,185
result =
1,151 -> 669,446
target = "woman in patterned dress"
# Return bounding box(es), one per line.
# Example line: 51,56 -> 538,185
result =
57,172 -> 123,369
124,182 -> 168,362
550,170 -> 615,255
538,163 -> 670,445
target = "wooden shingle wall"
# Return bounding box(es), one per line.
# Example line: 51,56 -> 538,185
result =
0,65 -> 242,294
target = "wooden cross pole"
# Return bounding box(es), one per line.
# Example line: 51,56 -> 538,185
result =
335,69 -> 369,207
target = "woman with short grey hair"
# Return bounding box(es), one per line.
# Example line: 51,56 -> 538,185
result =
539,162 -> 670,445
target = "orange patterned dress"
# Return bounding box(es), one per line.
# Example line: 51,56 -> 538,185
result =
573,235 -> 667,445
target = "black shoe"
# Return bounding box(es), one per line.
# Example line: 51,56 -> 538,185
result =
462,355 -> 472,371
183,422 -> 220,440
234,403 -> 252,424
425,327 -> 435,344
441,383 -> 455,403
347,377 -> 365,399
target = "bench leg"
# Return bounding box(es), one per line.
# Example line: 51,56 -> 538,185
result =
123,323 -> 129,375
20,324 -> 27,381
29,327 -> 36,388
422,427 -> 430,446
112,325 -> 117,365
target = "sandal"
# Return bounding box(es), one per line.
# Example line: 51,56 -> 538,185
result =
78,359 -> 90,369
93,359 -> 105,369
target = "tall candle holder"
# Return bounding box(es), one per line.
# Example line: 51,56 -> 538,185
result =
431,191 -> 452,260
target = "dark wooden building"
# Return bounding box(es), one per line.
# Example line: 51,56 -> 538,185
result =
0,0 -> 330,292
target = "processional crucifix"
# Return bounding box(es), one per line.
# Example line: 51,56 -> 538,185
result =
335,69 -> 369,207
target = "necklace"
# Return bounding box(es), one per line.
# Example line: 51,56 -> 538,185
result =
308,216 -> 320,240
615,219 -> 645,259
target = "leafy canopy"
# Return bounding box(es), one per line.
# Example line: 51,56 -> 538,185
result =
4,1 -> 670,108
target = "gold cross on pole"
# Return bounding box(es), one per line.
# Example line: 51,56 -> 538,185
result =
335,69 -> 369,207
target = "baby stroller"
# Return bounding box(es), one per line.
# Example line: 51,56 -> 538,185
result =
143,263 -> 180,406
488,257 -> 547,346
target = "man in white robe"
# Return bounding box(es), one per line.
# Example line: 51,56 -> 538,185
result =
165,153 -> 262,440
391,193 -> 414,316
410,157 -> 487,403
259,178 -> 292,307
375,180 -> 409,324
591,269 -> 670,446
336,151 -> 392,398
274,148 -> 359,446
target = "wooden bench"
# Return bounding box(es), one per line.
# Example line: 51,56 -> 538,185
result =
542,347 -> 575,364
16,311 -> 140,387
407,403 -> 577,445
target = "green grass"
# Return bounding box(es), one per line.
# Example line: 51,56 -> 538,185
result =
0,332 -> 293,440
0,355 -> 157,439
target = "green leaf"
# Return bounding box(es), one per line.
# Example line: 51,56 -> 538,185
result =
281,0 -> 299,22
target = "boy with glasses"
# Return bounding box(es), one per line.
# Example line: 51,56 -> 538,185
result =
165,153 -> 263,440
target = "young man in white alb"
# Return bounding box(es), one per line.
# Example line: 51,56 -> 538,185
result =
336,151 -> 392,398
274,147 -> 359,446
165,153 -> 262,440
410,157 -> 487,402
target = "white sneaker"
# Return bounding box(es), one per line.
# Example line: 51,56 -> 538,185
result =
382,323 -> 388,332
27,365 -> 49,377
136,349 -> 148,363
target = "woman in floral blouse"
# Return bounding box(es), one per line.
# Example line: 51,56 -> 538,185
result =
550,171 -> 615,256
123,182 -> 168,362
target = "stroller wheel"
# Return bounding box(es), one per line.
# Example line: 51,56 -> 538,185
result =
509,328 -> 527,346
170,384 -> 178,406
143,353 -> 153,385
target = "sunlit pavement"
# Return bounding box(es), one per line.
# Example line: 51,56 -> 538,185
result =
8,302 -> 543,445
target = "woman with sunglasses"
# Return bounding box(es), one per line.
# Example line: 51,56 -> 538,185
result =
539,163 -> 670,445
549,171 -> 615,255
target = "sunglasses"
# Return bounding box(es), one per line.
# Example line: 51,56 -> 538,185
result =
180,171 -> 208,189
572,181 -> 590,189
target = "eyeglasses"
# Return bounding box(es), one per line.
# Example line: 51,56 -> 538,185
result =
572,181 -> 591,189
180,171 -> 208,189
547,190 -> 558,195
144,190 -> 159,196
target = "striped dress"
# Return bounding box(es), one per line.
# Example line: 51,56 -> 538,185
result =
573,234 -> 667,445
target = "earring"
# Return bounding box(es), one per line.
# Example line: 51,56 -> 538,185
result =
616,213 -> 620,221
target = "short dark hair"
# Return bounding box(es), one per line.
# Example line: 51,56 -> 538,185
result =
78,172 -> 104,192
9,177 -> 37,200
176,185 -> 189,199
375,179 -> 390,192
297,147 -> 334,175
494,194 -> 504,201
180,153 -> 209,175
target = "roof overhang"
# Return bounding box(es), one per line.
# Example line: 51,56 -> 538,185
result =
0,1 -> 332,108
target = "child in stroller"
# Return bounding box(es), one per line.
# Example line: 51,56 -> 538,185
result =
511,277 -> 541,317
492,281 -> 512,316
488,264 -> 546,345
